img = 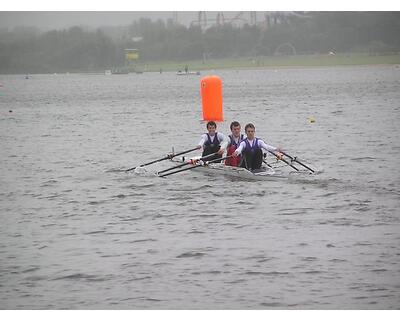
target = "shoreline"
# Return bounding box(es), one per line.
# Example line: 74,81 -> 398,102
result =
1,53 -> 399,75
142,53 -> 400,73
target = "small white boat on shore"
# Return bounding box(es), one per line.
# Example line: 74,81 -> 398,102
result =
176,71 -> 201,76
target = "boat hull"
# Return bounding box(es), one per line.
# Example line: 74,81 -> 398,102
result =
171,157 -> 286,181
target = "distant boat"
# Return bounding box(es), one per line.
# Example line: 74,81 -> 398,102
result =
112,69 -> 129,75
106,68 -> 143,75
176,70 -> 201,76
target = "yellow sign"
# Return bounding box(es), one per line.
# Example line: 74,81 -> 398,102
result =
126,52 -> 139,60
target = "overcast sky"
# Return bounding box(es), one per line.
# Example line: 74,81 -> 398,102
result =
0,12 -> 187,30
0,11 -> 281,31
0,0 -> 398,31
0,12 -> 269,31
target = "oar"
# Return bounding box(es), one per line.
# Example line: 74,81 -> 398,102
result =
125,147 -> 199,172
281,151 -> 315,173
206,155 -> 233,164
156,152 -> 219,175
262,160 -> 273,168
156,160 -> 192,175
267,150 -> 300,171
159,155 -> 232,178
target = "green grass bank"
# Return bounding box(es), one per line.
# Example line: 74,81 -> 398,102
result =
134,53 -> 400,73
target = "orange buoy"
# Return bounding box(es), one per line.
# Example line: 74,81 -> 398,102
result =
200,75 -> 223,122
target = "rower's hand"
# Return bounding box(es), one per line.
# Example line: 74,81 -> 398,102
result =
233,151 -> 239,157
276,152 -> 283,160
196,145 -> 202,150
217,148 -> 225,155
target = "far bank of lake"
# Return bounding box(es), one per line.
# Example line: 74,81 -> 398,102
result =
2,53 -> 399,75
136,53 -> 400,73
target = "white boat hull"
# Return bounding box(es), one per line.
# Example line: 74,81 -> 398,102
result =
171,157 -> 287,181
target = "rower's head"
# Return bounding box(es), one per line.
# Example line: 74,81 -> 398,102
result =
230,121 -> 241,137
206,121 -> 217,135
244,123 -> 256,139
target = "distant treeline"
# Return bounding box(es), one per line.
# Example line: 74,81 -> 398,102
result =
1,12 -> 399,74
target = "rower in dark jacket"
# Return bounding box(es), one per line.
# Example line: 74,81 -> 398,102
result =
233,123 -> 282,171
196,121 -> 228,162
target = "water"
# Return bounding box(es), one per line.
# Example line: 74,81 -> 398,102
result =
0,66 -> 399,309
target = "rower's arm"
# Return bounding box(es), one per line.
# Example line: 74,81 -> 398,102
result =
234,141 -> 245,155
259,139 -> 278,152
197,134 -> 207,149
218,133 -> 229,150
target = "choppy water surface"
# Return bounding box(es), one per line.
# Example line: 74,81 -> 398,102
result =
1,66 -> 399,309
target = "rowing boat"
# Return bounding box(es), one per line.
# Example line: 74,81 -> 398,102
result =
170,156 -> 288,180
128,147 -> 317,179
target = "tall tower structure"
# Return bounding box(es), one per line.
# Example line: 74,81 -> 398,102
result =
216,12 -> 225,26
250,12 -> 257,25
198,11 -> 207,29
172,12 -> 178,25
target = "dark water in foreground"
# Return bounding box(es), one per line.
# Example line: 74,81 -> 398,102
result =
0,66 -> 399,309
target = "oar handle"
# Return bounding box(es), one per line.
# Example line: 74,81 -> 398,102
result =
172,147 -> 200,158
204,155 -> 232,165
282,151 -> 315,173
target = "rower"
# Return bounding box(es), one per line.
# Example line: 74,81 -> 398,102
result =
225,121 -> 245,167
196,121 -> 228,162
233,123 -> 282,171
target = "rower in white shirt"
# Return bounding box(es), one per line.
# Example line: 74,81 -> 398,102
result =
233,123 -> 283,171
196,121 -> 228,162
